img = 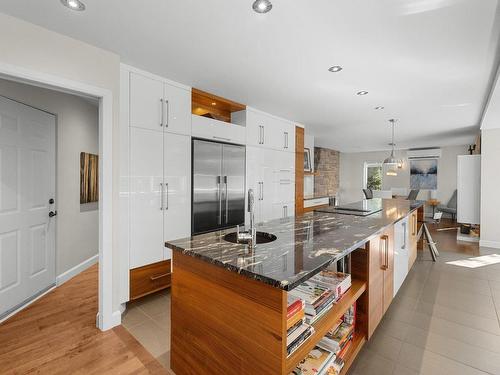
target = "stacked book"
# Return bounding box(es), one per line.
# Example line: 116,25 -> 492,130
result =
290,304 -> 356,375
289,271 -> 351,325
287,294 -> 314,357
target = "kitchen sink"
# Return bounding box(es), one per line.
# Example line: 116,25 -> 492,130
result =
223,231 -> 277,245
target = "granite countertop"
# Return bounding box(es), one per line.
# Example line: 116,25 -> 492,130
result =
166,199 -> 424,291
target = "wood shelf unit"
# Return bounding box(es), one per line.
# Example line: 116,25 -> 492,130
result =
339,332 -> 367,375
285,279 -> 367,374
192,88 -> 246,123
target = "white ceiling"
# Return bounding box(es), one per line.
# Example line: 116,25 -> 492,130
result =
1,0 -> 499,152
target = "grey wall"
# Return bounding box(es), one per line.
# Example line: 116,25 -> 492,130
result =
480,129 -> 500,248
339,145 -> 468,214
0,78 -> 99,276
0,12 -> 122,311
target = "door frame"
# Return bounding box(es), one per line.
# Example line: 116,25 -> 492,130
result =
0,62 -> 115,331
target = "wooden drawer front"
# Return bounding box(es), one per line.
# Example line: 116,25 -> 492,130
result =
130,260 -> 171,300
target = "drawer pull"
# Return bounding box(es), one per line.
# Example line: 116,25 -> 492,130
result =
150,273 -> 170,281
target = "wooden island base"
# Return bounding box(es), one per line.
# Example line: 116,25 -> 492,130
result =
171,206 -> 423,375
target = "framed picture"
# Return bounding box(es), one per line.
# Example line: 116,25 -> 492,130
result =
304,148 -> 312,172
80,152 -> 99,204
410,158 -> 437,190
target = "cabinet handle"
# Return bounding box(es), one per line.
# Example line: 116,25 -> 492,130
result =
150,273 -> 170,281
213,136 -> 231,142
413,215 -> 417,236
385,234 -> 389,269
380,235 -> 389,270
280,179 -> 291,184
160,98 -> 164,127
262,126 -> 265,144
402,222 -> 407,249
160,183 -> 164,210
165,183 -> 169,210
224,176 -> 228,224
217,176 -> 222,225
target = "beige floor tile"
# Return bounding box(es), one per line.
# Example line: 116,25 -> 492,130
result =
351,348 -> 395,375
122,304 -> 149,328
138,293 -> 171,317
404,325 -> 500,374
377,317 -> 411,341
156,351 -> 171,370
392,364 -> 418,375
125,320 -> 169,358
397,342 -> 490,375
490,280 -> 500,291
364,330 -> 403,361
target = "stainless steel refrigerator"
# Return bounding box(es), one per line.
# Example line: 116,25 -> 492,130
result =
192,139 -> 246,235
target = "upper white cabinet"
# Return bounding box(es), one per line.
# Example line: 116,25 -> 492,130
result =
191,115 -> 246,145
246,108 -> 296,152
130,72 -> 191,136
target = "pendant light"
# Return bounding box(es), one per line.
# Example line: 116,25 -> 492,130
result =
384,119 -> 398,176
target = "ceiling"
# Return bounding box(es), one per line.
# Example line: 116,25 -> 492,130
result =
1,0 -> 499,152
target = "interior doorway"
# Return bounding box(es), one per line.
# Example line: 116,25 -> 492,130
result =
0,61 -> 115,331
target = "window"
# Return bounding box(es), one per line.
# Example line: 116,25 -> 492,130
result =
364,163 -> 382,190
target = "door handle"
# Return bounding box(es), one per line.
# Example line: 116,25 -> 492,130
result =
224,176 -> 228,224
160,183 -> 164,210
384,234 -> 389,269
217,176 -> 222,225
160,98 -> 164,127
380,235 -> 389,270
261,181 -> 264,201
49,211 -> 57,218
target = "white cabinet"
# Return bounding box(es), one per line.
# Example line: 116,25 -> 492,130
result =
130,127 -> 164,268
393,216 -> 409,297
191,115 -> 246,145
246,146 -> 295,224
130,72 -> 191,135
163,133 -> 191,261
457,155 -> 481,225
246,108 -> 296,152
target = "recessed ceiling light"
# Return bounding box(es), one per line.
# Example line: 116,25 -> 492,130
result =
328,66 -> 343,73
61,0 -> 86,11
211,102 -> 217,106
375,106 -> 385,110
357,91 -> 369,96
252,0 -> 272,13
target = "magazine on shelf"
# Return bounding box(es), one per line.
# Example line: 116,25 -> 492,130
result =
287,326 -> 315,357
293,345 -> 336,375
288,294 -> 305,319
287,317 -> 306,336
287,310 -> 306,331
291,281 -> 330,306
319,356 -> 344,375
310,271 -> 351,300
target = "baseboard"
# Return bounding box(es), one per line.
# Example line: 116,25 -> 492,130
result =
479,239 -> 500,249
56,254 -> 99,286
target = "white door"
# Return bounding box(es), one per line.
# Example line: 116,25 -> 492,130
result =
246,109 -> 265,147
130,127 -> 164,269
163,133 -> 191,260
0,96 -> 56,318
129,72 -> 164,132
163,83 -> 191,136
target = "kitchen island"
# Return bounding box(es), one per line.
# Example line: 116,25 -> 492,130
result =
166,199 -> 424,375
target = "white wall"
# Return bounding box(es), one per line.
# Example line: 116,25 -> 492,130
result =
339,145 -> 468,214
0,13 -> 122,312
0,78 -> 99,276
480,129 -> 500,248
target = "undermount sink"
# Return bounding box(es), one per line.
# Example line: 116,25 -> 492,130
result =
223,231 -> 277,245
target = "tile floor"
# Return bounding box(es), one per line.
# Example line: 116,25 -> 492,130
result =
122,289 -> 172,371
123,246 -> 500,375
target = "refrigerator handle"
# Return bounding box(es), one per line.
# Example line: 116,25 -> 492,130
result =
217,176 -> 222,225
224,176 -> 228,224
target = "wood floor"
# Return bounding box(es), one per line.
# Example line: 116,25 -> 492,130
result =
0,264 -> 169,375
427,218 -> 480,256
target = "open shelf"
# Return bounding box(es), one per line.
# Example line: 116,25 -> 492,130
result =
285,279 -> 367,374
192,88 -> 246,123
339,332 -> 366,375
304,171 -> 320,176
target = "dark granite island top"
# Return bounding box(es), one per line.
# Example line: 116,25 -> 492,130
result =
166,199 -> 424,291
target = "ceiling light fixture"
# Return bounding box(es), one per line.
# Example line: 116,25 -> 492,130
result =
384,119 -> 399,176
357,91 -> 369,96
252,0 -> 272,13
375,106 -> 384,110
211,102 -> 217,106
328,66 -> 343,73
60,0 -> 86,11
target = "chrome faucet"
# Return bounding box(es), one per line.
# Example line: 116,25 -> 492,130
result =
236,189 -> 257,247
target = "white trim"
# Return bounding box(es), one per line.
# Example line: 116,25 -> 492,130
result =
0,285 -> 56,324
0,61 -> 116,331
56,254 -> 98,286
479,239 -> 500,249
120,63 -> 191,91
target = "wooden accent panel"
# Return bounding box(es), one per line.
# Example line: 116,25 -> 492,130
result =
171,252 -> 285,375
295,126 -> 305,216
130,260 -> 171,301
0,265 -> 169,375
192,88 -> 246,123
285,280 -> 366,374
303,204 -> 328,213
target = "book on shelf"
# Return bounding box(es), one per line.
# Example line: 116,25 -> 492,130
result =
318,303 -> 356,354
287,324 -> 315,357
288,317 -> 306,336
290,345 -> 336,375
288,294 -> 306,320
287,309 -> 306,331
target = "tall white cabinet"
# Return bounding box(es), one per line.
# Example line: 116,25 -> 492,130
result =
245,108 -> 296,224
121,66 -> 192,301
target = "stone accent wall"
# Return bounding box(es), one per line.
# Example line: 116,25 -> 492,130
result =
314,147 -> 340,197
